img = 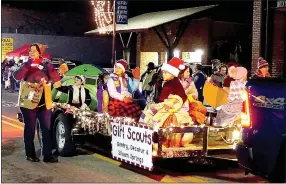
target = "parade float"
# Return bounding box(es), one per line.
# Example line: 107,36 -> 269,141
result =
19,64 -> 247,171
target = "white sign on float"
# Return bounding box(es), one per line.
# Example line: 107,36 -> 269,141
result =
111,122 -> 154,170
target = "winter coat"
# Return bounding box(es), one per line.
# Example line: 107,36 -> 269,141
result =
159,77 -> 187,103
13,58 -> 60,109
56,85 -> 91,109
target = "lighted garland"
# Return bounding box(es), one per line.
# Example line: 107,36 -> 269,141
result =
52,102 -> 138,136
90,0 -> 113,34
51,102 -> 242,145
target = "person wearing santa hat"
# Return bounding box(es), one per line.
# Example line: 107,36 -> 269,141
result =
139,57 -> 194,147
252,57 -> 271,78
106,59 -> 142,120
159,57 -> 188,104
215,66 -> 248,128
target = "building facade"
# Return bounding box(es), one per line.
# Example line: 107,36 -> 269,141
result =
252,0 -> 286,77
136,18 -> 251,74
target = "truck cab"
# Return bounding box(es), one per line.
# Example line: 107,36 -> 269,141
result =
236,78 -> 286,182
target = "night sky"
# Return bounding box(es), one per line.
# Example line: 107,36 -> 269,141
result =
2,1 -> 254,24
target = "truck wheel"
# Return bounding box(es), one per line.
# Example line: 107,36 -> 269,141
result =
270,140 -> 285,182
54,113 -> 75,157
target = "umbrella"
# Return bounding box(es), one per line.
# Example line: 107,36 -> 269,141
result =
65,64 -> 102,77
91,64 -> 108,73
6,44 -> 31,58
6,44 -> 52,60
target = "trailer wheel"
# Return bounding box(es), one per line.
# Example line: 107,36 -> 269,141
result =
54,113 -> 75,157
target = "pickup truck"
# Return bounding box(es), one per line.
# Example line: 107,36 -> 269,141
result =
236,78 -> 286,182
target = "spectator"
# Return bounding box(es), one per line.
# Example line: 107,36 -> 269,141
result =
210,63 -> 227,88
2,58 -> 9,86
252,57 -> 271,78
193,64 -> 207,102
140,62 -> 155,98
58,58 -> 69,77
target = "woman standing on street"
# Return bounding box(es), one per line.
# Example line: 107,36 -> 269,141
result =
13,43 -> 61,163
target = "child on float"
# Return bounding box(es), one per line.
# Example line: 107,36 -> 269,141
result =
214,67 -> 248,127
107,59 -> 141,121
55,75 -> 91,110
140,57 -> 194,147
178,64 -> 198,100
178,64 -> 207,124
97,72 -> 109,113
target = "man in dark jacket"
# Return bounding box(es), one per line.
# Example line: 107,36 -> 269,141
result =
140,62 -> 155,98
193,64 -> 207,102
210,63 -> 227,88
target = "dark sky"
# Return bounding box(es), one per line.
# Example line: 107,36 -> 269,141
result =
2,1 -> 254,23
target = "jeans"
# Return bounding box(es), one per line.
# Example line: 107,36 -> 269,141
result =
20,106 -> 52,157
10,77 -> 15,91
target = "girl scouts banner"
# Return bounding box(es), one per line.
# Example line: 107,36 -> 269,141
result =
111,120 -> 154,171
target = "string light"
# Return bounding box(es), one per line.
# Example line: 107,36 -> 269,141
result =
90,0 -> 113,34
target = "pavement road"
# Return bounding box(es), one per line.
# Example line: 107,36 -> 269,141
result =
1,89 -> 267,183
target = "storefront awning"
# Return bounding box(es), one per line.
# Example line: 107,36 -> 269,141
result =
85,5 -> 217,34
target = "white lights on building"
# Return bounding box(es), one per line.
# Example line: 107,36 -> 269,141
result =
90,0 -> 113,34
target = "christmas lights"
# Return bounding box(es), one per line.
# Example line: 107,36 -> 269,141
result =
52,102 -> 242,144
90,0 -> 113,34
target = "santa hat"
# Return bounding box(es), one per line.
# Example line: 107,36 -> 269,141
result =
233,67 -> 248,80
161,57 -> 185,77
257,57 -> 269,69
115,59 -> 128,72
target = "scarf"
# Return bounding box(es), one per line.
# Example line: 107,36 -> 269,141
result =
71,85 -> 86,104
31,58 -> 43,68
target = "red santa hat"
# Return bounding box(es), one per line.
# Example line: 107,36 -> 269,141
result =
114,59 -> 128,72
161,57 -> 185,77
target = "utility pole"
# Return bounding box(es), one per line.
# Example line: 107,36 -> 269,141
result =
112,0 -> 116,65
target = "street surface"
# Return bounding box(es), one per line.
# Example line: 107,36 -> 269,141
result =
1,89 -> 267,183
